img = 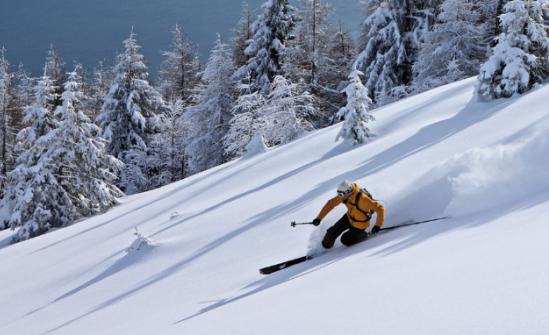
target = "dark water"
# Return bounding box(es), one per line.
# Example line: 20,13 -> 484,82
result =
0,0 -> 361,76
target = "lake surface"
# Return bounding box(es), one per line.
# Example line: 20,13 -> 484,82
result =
0,0 -> 361,76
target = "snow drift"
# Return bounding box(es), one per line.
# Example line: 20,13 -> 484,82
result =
446,126 -> 549,215
393,117 -> 549,221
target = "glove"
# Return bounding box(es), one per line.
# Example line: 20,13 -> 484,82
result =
312,218 -> 321,226
371,225 -> 380,235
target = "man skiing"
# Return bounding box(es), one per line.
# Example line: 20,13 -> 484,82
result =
260,182 -> 447,275
313,180 -> 385,249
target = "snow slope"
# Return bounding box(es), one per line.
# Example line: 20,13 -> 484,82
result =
1,78 -> 549,334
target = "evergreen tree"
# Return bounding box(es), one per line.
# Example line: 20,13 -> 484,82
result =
478,0 -> 549,98
0,47 -> 14,185
407,0 -> 440,82
317,21 -> 356,125
185,35 -> 235,174
12,64 -> 35,159
336,70 -> 374,144
0,73 -> 74,240
51,67 -> 123,216
15,63 -> 35,108
327,22 -> 355,80
409,0 -> 439,49
240,0 -> 295,94
480,0 -> 504,47
150,99 -> 188,184
159,25 -> 201,103
413,0 -> 486,91
89,60 -> 113,119
44,45 -> 66,108
328,22 -> 356,78
355,0 -> 410,105
259,75 -> 314,146
233,2 -> 254,69
97,31 -> 165,194
284,0 -> 350,128
355,0 -> 440,105
285,0 -> 331,85
224,74 -> 266,160
224,74 -> 313,158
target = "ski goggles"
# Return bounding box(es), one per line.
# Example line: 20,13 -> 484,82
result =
337,189 -> 352,198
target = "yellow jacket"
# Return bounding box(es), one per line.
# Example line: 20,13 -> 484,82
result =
316,183 -> 385,230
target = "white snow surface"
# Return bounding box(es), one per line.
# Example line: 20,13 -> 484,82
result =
2,77 -> 549,334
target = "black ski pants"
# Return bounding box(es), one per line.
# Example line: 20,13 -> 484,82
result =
322,214 -> 368,249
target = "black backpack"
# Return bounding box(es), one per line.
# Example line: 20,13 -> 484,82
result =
360,187 -> 374,200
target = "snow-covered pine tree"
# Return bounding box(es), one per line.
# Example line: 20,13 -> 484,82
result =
478,0 -> 549,98
355,0 -> 410,105
408,0 -> 439,50
0,47 -> 14,184
233,2 -> 254,69
285,0 -> 331,85
413,0 -> 486,91
44,44 -> 66,108
284,0 -> 348,128
224,74 -> 313,158
0,49 -> 12,202
97,30 -> 166,194
149,99 -> 188,185
185,35 -> 235,175
318,21 -> 356,125
159,25 -> 201,103
480,0 -> 504,47
356,0 -> 440,105
51,67 -> 123,216
223,73 -> 266,159
336,70 -> 374,145
15,63 -> 35,108
256,75 -> 314,146
407,0 -> 439,81
0,52 -> 25,204
11,63 -> 33,147
240,0 -> 295,94
88,60 -> 113,120
0,73 -> 75,240
327,22 -> 355,82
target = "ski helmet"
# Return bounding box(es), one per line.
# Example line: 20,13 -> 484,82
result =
337,180 -> 353,197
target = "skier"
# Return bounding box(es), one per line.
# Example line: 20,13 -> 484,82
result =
313,180 -> 385,249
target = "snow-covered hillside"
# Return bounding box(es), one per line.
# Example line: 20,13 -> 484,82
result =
1,78 -> 549,335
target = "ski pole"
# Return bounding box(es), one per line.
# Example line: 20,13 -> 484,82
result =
380,216 -> 450,232
291,221 -> 315,228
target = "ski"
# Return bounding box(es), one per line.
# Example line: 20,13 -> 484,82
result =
259,255 -> 312,275
259,216 -> 450,275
